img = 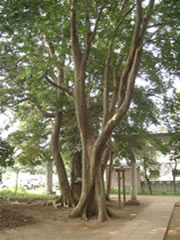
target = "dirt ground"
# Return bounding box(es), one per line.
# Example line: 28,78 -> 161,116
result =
0,195 -> 179,240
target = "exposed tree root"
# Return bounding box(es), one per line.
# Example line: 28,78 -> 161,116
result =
55,196 -> 75,208
106,206 -> 120,218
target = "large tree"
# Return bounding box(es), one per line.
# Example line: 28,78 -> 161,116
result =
0,0 -> 180,221
70,0 -> 180,220
70,0 -> 156,221
0,0 -> 74,205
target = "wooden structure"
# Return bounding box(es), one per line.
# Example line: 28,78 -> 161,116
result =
108,166 -> 141,189
115,168 -> 126,208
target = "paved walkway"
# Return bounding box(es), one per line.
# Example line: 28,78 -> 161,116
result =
112,202 -> 174,240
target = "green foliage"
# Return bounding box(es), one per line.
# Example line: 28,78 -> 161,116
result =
0,137 -> 14,168
138,152 -> 160,181
163,92 -> 180,162
8,103 -> 52,166
0,0 -> 179,182
151,0 -> 180,76
164,92 -> 180,133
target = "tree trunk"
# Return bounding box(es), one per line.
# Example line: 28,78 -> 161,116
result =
46,159 -> 53,194
51,112 -> 74,207
95,166 -> 111,221
0,171 -> 2,183
70,144 -> 112,221
71,151 -> 82,204
105,149 -> 113,200
173,173 -> 176,193
145,172 -> 152,195
172,161 -> 177,193
141,181 -> 145,193
15,169 -> 20,196
130,158 -> 138,200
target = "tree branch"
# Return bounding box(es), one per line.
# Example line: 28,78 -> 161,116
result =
45,76 -> 73,97
9,97 -> 30,108
117,0 -> 143,106
139,0 -> 155,44
0,55 -> 26,71
103,41 -> 113,126
35,102 -> 55,118
71,1 -> 96,143
82,3 -> 106,69
94,0 -> 155,157
43,34 -> 55,57
71,0 -> 82,68
89,3 -> 106,43
144,24 -> 164,46
95,46 -> 142,156
109,55 -> 125,114
112,4 -> 136,36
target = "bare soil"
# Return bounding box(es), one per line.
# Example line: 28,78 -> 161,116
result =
0,205 -> 35,230
0,195 -> 179,240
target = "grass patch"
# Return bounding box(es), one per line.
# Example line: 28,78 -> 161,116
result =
138,190 -> 180,196
110,187 -> 130,194
0,189 -> 58,201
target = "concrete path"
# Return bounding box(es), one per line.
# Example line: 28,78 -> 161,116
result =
112,202 -> 174,240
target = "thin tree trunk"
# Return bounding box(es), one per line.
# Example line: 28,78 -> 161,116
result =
173,160 -> 177,193
71,151 -> 82,204
141,181 -> 145,193
106,151 -> 113,200
51,112 -> 74,206
15,169 -> 19,196
173,173 -> 176,193
46,159 -> 53,194
145,172 -> 152,195
95,167 -> 111,222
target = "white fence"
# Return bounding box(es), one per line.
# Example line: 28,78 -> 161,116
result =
141,181 -> 180,193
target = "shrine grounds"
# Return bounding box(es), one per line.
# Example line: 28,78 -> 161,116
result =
0,194 -> 180,240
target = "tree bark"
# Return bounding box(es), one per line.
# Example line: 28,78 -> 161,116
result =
46,159 -> 53,194
106,159 -> 113,200
70,143 -> 113,221
145,171 -> 152,195
51,112 -> 74,206
173,172 -> 176,193
172,160 -> 177,193
131,157 -> 138,200
71,151 -> 82,204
